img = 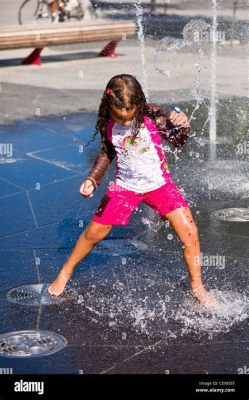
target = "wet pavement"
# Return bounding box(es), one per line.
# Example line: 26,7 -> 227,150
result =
0,107 -> 249,374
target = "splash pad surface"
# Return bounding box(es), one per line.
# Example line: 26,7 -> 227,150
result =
0,109 -> 248,373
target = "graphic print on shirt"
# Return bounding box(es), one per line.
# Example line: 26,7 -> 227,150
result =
121,134 -> 150,157
109,117 -> 171,193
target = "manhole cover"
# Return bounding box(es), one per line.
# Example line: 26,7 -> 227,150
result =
7,283 -> 77,306
93,239 -> 147,256
0,330 -> 67,358
211,208 -> 249,222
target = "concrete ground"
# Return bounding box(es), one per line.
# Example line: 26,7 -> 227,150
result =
0,1 -> 248,124
0,109 -> 249,376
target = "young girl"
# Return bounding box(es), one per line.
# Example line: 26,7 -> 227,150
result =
48,74 -> 214,308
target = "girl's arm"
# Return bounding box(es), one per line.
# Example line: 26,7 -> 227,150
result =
86,136 -> 116,190
146,103 -> 191,148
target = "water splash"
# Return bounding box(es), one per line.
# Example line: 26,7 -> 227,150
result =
141,217 -> 165,232
183,159 -> 249,200
134,0 -> 149,101
154,37 -> 200,82
154,36 -> 204,125
182,18 -> 219,140
209,0 -> 218,160
175,290 -> 249,339
74,278 -> 249,340
155,36 -> 205,193
154,13 -> 224,163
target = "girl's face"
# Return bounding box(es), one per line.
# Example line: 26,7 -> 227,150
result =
110,105 -> 137,126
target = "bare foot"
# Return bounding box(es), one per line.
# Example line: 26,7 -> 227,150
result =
48,270 -> 72,297
191,285 -> 216,309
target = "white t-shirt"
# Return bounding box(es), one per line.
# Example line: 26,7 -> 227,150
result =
110,117 -> 171,193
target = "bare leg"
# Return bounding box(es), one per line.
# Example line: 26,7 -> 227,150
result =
164,207 -> 215,308
48,221 -> 112,296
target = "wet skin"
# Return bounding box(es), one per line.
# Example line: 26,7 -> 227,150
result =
48,106 -> 215,308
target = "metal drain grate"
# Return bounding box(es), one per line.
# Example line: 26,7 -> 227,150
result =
94,238 -> 147,256
211,208 -> 249,222
0,330 -> 67,358
7,283 -> 77,306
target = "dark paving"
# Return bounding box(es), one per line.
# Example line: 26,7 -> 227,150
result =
0,108 -> 248,374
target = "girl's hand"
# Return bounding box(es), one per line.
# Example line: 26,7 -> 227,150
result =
79,179 -> 94,198
170,111 -> 189,127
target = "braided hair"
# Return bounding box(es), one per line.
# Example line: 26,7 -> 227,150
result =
85,74 -> 148,147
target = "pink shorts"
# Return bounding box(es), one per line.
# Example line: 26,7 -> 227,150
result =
92,179 -> 189,226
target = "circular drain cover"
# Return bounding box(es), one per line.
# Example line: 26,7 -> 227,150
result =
212,208 -> 249,222
7,283 -> 77,306
94,239 -> 147,256
0,330 -> 67,358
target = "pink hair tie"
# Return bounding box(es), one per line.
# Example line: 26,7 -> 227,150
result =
105,88 -> 113,95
